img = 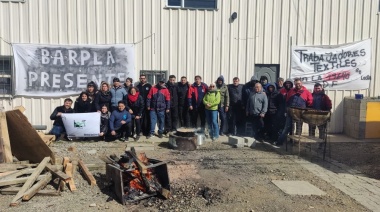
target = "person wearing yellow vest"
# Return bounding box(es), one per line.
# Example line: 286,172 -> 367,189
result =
203,83 -> 221,142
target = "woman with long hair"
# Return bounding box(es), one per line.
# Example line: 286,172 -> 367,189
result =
125,87 -> 144,141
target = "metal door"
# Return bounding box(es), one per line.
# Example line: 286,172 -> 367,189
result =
254,64 -> 279,83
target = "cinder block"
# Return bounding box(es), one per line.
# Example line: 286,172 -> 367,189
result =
228,136 -> 244,145
233,143 -> 245,148
243,137 -> 256,148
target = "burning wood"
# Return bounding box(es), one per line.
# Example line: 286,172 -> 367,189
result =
105,148 -> 170,204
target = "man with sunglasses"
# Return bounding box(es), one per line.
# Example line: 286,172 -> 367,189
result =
136,74 -> 152,136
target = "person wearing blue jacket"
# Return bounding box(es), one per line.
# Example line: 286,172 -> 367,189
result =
109,101 -> 132,142
110,77 -> 128,112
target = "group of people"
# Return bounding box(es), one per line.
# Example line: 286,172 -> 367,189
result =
49,74 -> 332,144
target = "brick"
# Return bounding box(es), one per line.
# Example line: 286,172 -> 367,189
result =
233,143 -> 245,148
243,137 -> 256,148
228,136 -> 244,145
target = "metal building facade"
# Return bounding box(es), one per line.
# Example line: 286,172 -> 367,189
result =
0,0 -> 379,133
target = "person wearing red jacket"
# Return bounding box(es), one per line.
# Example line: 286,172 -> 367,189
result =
187,75 -> 208,132
275,78 -> 313,146
146,79 -> 170,138
309,83 -> 332,140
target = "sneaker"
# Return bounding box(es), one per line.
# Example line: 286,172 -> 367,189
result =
124,137 -> 129,142
158,133 -> 163,138
147,134 -> 155,139
119,137 -> 126,142
132,134 -> 137,139
220,133 -> 225,136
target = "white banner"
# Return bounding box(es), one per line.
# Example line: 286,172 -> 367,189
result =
61,112 -> 100,137
291,39 -> 371,90
12,43 -> 135,97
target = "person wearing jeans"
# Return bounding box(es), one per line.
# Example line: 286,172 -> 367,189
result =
203,83 -> 221,141
146,79 -> 171,138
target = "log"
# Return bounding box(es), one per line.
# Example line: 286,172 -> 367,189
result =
0,175 -> 46,187
1,187 -> 60,196
9,157 -> 51,206
78,160 -> 96,186
22,172 -> 52,201
45,165 -> 71,183
64,163 -> 77,191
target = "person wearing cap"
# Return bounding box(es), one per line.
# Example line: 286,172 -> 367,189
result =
203,83 -> 221,141
309,83 -> 332,140
188,75 -> 208,132
110,77 -> 128,112
146,78 -> 170,138
86,81 -> 98,112
136,74 -> 152,136
164,75 -> 179,135
227,77 -> 244,136
215,75 -> 229,136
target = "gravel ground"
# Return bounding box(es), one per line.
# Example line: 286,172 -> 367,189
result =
0,136 -> 370,212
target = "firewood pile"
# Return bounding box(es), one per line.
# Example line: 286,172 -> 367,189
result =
0,156 -> 97,207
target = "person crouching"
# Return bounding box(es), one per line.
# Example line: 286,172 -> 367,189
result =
109,101 -> 132,142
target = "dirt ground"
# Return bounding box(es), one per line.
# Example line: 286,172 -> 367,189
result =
0,135 -> 373,212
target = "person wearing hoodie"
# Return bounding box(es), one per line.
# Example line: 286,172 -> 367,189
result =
94,82 -> 112,112
188,75 -> 208,131
309,83 -> 332,139
110,77 -> 128,112
164,75 -> 179,135
124,77 -> 134,93
74,92 -> 92,113
277,78 -> 294,132
227,77 -> 244,136
109,101 -> 132,142
177,76 -> 191,127
86,81 -> 98,112
242,76 -> 259,136
216,75 -> 230,136
276,78 -> 313,146
264,83 -> 280,141
260,76 -> 270,91
136,74 -> 153,136
246,83 -> 268,141
146,79 -> 171,138
126,87 -> 145,141
203,83 -> 221,141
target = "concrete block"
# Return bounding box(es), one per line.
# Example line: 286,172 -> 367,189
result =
243,137 -> 256,148
233,143 -> 245,148
228,136 -> 244,145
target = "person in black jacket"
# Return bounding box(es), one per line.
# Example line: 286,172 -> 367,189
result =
74,92 -> 92,113
136,74 -> 152,136
264,83 -> 280,141
99,104 -> 110,140
177,76 -> 190,127
126,87 -> 145,141
227,77 -> 244,136
49,98 -> 74,141
164,75 -> 179,135
86,81 -> 98,112
94,82 -> 112,111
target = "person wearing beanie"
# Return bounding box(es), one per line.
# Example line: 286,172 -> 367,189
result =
86,81 -> 98,112
146,78 -> 171,139
216,75 -> 230,136
276,78 -> 294,140
260,76 -> 270,91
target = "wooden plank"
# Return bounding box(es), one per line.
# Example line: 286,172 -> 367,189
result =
10,157 -> 51,207
0,168 -> 35,180
0,164 -> 36,172
13,106 -> 26,113
1,187 -> 60,196
78,160 -> 96,186
0,175 -> 46,187
62,157 -> 70,168
64,163 -> 77,191
0,170 -> 18,177
22,172 -> 52,201
0,112 -> 12,163
5,110 -> 55,164
38,132 -> 55,146
11,161 -> 30,164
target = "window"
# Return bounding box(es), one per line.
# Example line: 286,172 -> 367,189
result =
140,70 -> 167,85
167,0 -> 217,9
0,57 -> 12,95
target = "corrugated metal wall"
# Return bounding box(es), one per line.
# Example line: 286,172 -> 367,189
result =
0,0 -> 379,133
